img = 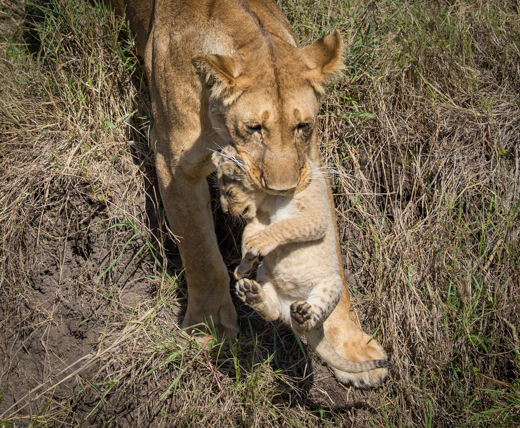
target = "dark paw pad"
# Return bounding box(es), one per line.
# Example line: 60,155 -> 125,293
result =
290,301 -> 313,325
236,279 -> 261,304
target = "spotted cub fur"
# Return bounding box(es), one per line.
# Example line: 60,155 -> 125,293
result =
212,149 -> 391,375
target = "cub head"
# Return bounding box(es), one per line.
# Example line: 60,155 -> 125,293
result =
211,149 -> 265,220
194,30 -> 343,195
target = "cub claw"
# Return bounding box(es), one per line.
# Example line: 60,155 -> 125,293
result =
290,301 -> 315,331
233,252 -> 259,280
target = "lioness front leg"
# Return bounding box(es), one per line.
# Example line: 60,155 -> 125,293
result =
155,151 -> 238,341
323,292 -> 389,388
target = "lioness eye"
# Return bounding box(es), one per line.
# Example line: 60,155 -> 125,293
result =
246,124 -> 262,133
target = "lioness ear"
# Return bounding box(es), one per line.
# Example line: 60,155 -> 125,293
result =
302,30 -> 344,95
192,54 -> 246,105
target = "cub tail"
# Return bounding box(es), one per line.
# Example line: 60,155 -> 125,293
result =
304,325 -> 392,373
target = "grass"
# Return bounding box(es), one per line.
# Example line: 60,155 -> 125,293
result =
1,0 -> 519,426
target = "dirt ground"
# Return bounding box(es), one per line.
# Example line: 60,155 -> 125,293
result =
0,176 -> 155,414
0,185 -> 362,423
1,0 -> 519,426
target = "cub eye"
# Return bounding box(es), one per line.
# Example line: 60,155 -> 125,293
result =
246,124 -> 262,133
296,123 -> 310,133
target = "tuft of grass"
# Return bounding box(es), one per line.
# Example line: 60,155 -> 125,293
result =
281,0 -> 520,425
0,0 -> 519,426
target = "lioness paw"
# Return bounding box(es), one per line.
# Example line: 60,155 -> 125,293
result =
334,367 -> 389,389
290,301 -> 317,331
236,278 -> 264,305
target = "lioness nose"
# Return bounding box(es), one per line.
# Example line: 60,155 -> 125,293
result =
262,148 -> 300,192
265,182 -> 297,192
263,170 -> 299,192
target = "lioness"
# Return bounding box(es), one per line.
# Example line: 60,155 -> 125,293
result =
111,0 -> 389,387
212,149 -> 392,378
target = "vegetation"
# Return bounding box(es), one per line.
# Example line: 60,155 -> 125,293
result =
0,0 -> 518,426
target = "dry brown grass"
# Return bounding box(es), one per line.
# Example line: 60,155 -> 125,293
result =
0,0 -> 519,426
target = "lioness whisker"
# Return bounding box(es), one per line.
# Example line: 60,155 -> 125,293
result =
310,166 -> 353,177
208,147 -> 246,171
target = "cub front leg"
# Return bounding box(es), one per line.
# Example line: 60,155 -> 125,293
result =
234,218 -> 264,279
235,279 -> 280,322
243,206 -> 327,257
234,252 -> 258,279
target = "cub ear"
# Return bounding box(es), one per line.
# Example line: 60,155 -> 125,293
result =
192,54 -> 248,105
223,162 -> 242,180
211,151 -> 242,179
302,30 -> 344,95
211,151 -> 223,168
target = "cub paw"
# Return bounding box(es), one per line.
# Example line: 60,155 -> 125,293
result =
290,301 -> 317,331
233,252 -> 259,280
244,232 -> 275,257
236,278 -> 264,305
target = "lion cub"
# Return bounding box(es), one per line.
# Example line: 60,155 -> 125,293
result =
212,149 -> 391,375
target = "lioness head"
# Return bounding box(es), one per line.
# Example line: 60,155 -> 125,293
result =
193,30 -> 343,194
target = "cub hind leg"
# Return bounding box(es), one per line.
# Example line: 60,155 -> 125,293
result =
290,275 -> 343,332
235,279 -> 280,322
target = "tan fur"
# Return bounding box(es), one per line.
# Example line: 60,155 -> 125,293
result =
212,149 -> 391,376
111,0 -> 389,387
